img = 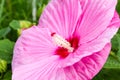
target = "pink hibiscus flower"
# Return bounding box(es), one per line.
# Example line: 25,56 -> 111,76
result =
12,0 -> 120,80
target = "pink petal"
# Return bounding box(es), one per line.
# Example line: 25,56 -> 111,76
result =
12,26 -> 61,80
53,43 -> 111,80
76,0 -> 117,43
77,26 -> 118,58
109,11 -> 120,27
75,11 -> 120,58
49,66 -> 80,80
12,26 -> 57,70
52,68 -> 66,80
38,0 -> 82,38
73,43 -> 111,79
64,66 -> 80,80
59,24 -> 118,67
12,56 -> 59,80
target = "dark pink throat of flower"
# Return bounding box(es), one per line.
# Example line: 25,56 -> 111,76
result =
51,33 -> 79,58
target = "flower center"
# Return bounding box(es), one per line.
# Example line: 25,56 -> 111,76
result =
51,33 -> 79,58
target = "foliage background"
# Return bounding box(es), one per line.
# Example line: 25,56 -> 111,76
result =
0,0 -> 120,80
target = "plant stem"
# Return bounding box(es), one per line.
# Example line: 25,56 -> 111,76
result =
0,0 -> 5,27
32,0 -> 37,23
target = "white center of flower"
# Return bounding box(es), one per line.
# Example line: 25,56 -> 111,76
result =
52,33 -> 74,52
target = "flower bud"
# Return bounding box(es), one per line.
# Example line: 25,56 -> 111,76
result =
0,59 -> 7,73
17,20 -> 32,35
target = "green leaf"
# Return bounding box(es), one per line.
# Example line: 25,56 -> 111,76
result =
9,20 -> 20,30
116,0 -> 120,14
37,4 -> 46,17
93,69 -> 120,80
3,70 -> 12,80
104,55 -> 120,69
104,48 -> 120,69
117,49 -> 120,61
111,34 -> 120,51
93,69 -> 105,80
0,27 -> 11,38
0,39 -> 14,63
104,32 -> 120,69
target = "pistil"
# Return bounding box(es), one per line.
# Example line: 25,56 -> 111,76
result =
51,33 -> 74,53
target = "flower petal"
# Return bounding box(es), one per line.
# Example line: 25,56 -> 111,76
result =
12,26 -> 56,70
12,56 -> 59,80
52,68 -> 66,80
38,0 -> 82,38
59,23 -> 118,67
77,26 -> 118,58
73,43 -> 111,79
109,11 -> 120,27
53,43 -> 111,80
64,66 -> 80,80
74,11 -> 120,59
76,0 -> 117,43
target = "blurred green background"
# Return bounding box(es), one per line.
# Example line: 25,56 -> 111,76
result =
0,0 -> 120,80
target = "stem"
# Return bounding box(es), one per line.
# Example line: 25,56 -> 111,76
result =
0,0 -> 5,27
32,0 -> 37,22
